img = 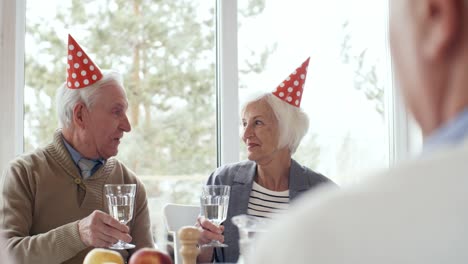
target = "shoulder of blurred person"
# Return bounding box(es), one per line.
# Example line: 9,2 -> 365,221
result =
249,140 -> 468,263
0,235 -> 14,264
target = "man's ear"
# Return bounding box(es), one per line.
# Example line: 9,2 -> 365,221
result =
422,0 -> 462,60
72,102 -> 87,129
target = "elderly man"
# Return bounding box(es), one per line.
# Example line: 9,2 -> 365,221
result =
250,0 -> 468,263
0,35 -> 153,264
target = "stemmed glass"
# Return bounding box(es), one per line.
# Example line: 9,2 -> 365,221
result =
104,184 -> 136,250
200,185 -> 230,247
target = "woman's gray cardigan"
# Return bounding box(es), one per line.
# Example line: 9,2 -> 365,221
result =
206,159 -> 335,263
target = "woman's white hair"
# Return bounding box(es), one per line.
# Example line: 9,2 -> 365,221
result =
241,92 -> 310,154
56,70 -> 124,128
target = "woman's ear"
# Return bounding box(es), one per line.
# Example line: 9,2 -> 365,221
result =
422,0 -> 461,60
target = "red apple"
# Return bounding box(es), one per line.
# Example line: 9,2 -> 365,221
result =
129,248 -> 173,264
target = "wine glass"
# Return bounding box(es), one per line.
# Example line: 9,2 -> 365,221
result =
200,185 -> 230,247
104,184 -> 136,250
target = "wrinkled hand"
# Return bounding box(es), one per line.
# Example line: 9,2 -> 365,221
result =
196,216 -> 224,245
78,210 -> 132,248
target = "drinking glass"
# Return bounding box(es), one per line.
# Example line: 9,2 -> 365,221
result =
200,185 -> 230,247
104,184 -> 136,250
232,214 -> 270,261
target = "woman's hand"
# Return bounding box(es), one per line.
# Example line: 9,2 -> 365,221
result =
196,216 -> 225,245
195,215 -> 225,263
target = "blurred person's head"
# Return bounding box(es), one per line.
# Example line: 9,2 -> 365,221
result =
57,35 -> 131,159
241,58 -> 310,164
389,0 -> 468,137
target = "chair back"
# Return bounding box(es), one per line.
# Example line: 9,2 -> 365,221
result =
163,203 -> 201,264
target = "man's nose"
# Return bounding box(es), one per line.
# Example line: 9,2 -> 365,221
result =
120,114 -> 131,132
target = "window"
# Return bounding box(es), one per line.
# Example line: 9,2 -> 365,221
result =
238,0 -> 392,185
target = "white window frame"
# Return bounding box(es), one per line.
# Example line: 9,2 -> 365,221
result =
0,0 -> 25,174
216,0 -> 239,166
0,0 -> 419,174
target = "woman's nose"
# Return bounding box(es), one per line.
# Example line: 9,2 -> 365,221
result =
242,125 -> 253,140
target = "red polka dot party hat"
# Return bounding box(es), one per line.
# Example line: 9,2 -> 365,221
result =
66,34 -> 103,89
272,57 -> 310,107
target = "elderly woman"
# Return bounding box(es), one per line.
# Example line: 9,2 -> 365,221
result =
196,58 -> 335,263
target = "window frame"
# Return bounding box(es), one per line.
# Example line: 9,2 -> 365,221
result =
0,0 -> 25,174
216,0 -> 240,166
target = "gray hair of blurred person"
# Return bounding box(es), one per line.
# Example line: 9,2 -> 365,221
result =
241,92 -> 310,154
56,70 -> 124,129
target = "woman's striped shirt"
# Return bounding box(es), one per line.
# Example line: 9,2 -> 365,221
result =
247,181 -> 289,218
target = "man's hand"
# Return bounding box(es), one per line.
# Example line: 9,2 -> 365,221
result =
78,210 -> 132,248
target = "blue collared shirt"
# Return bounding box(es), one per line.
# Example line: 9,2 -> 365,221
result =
62,137 -> 104,178
424,108 -> 468,152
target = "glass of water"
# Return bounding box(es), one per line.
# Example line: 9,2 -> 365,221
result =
104,184 -> 136,250
200,185 -> 230,247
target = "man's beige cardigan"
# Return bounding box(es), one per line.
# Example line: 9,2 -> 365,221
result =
0,130 -> 154,263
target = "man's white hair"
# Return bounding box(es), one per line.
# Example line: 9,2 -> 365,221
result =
55,70 -> 124,128
241,92 -> 310,154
